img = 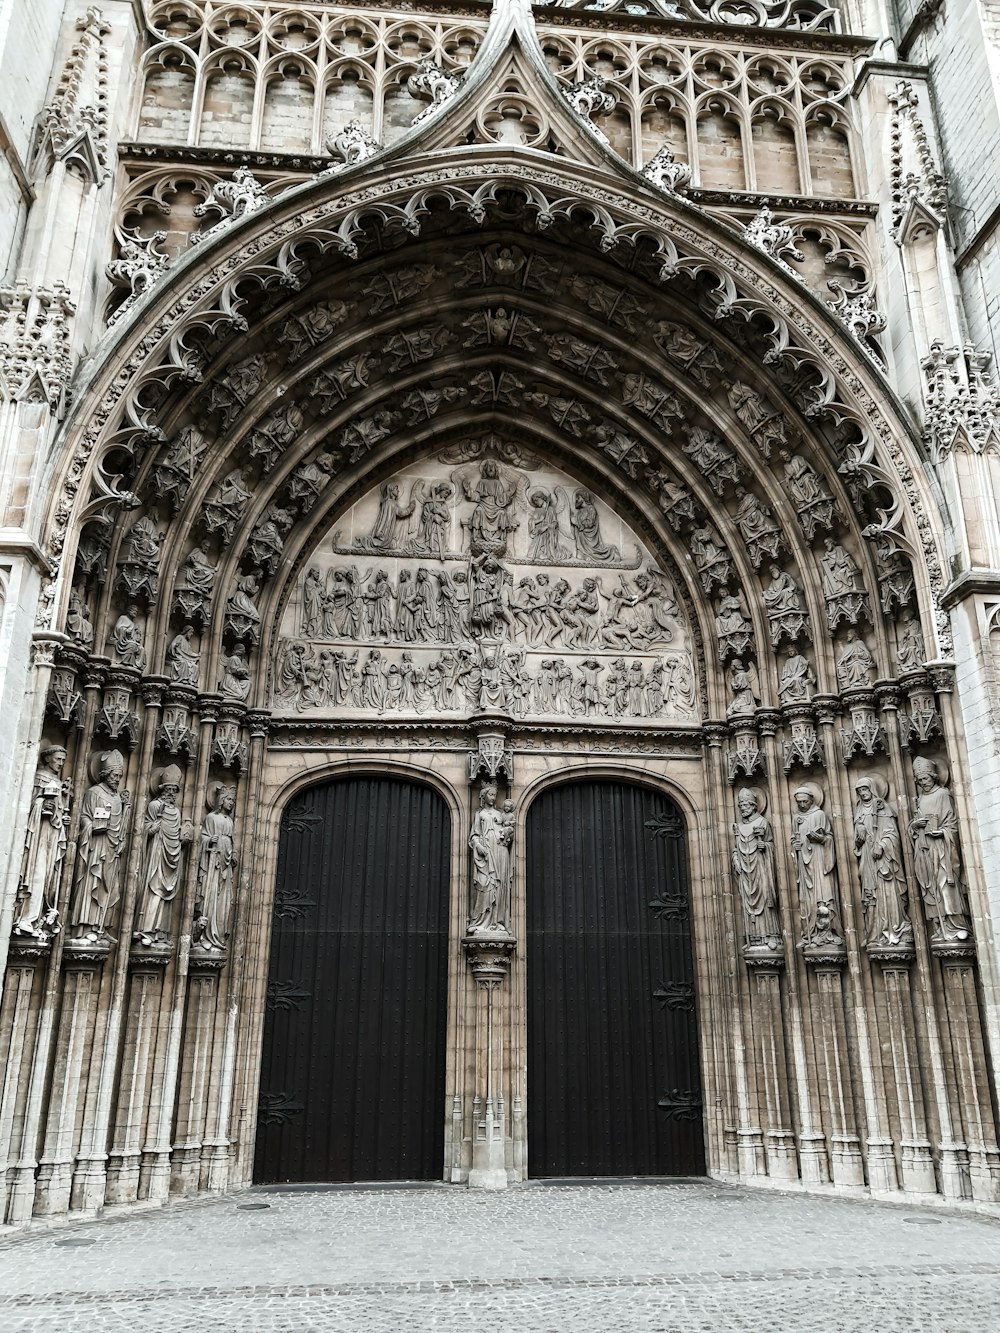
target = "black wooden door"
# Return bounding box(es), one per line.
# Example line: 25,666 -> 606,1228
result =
254,776 -> 450,1183
527,780 -> 704,1177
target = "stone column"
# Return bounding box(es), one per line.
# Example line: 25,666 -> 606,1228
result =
30,952 -> 104,1217
869,947 -> 937,1196
744,953 -> 798,1180
805,955 -> 864,1187
105,953 -> 169,1204
936,950 -> 1000,1202
463,936 -> 515,1189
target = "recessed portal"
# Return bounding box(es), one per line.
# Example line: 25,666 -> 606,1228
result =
254,776 -> 451,1184
526,779 -> 704,1177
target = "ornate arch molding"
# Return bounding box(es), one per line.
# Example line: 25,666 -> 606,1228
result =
44,149 -> 947,654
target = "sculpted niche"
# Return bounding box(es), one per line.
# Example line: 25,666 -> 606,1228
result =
274,449 -> 697,724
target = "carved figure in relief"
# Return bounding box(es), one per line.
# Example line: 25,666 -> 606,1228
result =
732,787 -> 781,951
178,542 -> 217,597
728,382 -> 785,454
836,630 -> 875,690
361,650 -> 386,711
66,588 -> 94,650
895,608 -> 925,674
227,575 -> 261,641
779,646 -> 816,704
69,750 -> 130,941
909,758 -> 972,942
853,774 -> 913,950
570,489 -> 619,562
820,539 -> 862,598
468,783 -> 512,935
715,588 -> 753,659
135,765 -> 194,945
194,783 -> 237,953
166,625 -> 199,686
363,569 -> 396,638
302,566 -> 324,636
411,482 -> 453,557
205,466 -> 252,537
727,659 -> 760,717
763,565 -> 805,617
14,745 -> 69,938
527,486 -> 571,561
219,642 -> 251,702
470,552 -> 514,639
110,605 -> 146,670
689,523 -> 730,591
790,783 -> 842,948
781,450 -> 825,506
361,481 -> 417,552
734,490 -> 782,566
462,459 -> 521,552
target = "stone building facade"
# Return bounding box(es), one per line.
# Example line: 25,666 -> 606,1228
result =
2,0 -> 1000,1223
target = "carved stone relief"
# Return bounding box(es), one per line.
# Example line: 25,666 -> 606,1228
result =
274,453 -> 697,724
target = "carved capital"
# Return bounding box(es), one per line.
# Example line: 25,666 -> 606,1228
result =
463,933 -> 515,983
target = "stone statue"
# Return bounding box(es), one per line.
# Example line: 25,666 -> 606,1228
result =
820,538 -> 862,598
790,783 -> 841,947
468,782 -> 513,934
13,745 -> 70,938
194,783 -> 238,952
69,750 -> 131,941
527,486 -> 570,561
836,630 -> 875,690
732,787 -> 781,951
778,646 -> 816,704
166,625 -> 200,685
134,765 -> 194,945
219,642 -> 251,702
852,774 -> 913,950
726,658 -> 760,717
895,608 -> 924,674
909,757 -> 972,943
781,450 -> 826,506
66,588 -> 94,650
178,542 -> 217,596
109,605 -> 146,670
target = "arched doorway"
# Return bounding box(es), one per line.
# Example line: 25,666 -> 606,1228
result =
526,779 -> 704,1177
254,776 -> 451,1184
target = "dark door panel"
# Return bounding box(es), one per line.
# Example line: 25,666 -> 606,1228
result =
527,780 -> 704,1177
254,776 -> 450,1183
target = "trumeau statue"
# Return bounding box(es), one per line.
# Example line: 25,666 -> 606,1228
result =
278,455 -> 697,723
468,782 -> 513,935
909,757 -> 972,943
732,787 -> 781,952
134,765 -> 194,946
69,750 -> 131,942
14,745 -> 70,938
194,783 -> 238,953
853,774 -> 913,951
790,783 -> 842,948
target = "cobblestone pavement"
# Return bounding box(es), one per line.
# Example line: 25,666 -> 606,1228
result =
2,1179 -> 999,1331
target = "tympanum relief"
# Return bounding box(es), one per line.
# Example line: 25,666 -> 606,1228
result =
275,454 -> 698,724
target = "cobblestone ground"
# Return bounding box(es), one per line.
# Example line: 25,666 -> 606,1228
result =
1,1180 -> 999,1331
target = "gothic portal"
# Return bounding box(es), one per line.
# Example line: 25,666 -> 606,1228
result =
3,0 -> 1000,1223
